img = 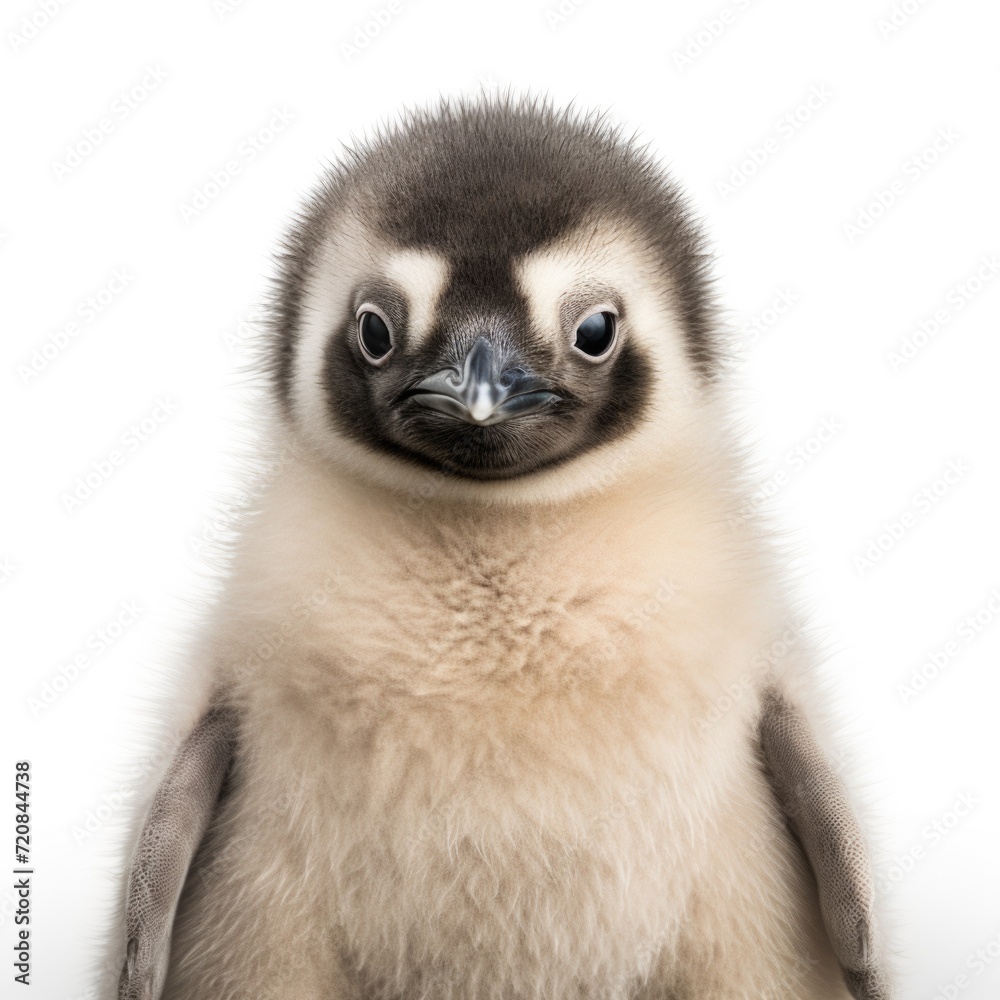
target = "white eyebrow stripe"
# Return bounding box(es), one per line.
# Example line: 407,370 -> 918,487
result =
515,219 -> 634,332
516,250 -> 579,335
514,220 -> 672,354
382,249 -> 451,347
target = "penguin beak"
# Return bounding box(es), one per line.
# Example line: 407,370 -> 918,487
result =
404,337 -> 560,425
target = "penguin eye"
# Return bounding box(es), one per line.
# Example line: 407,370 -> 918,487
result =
573,310 -> 617,360
357,307 -> 394,365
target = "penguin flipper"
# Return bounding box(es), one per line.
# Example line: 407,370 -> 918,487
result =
118,706 -> 237,1000
758,688 -> 891,1000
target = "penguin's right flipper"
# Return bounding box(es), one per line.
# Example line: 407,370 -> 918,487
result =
118,706 -> 237,1000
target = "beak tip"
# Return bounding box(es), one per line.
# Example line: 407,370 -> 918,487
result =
467,386 -> 497,423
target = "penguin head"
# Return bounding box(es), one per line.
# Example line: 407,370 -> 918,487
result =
271,99 -> 719,501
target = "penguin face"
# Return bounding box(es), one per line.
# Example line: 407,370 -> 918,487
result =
309,231 -> 665,482
273,102 -> 718,497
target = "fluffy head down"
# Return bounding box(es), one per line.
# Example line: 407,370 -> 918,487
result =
266,98 -> 721,502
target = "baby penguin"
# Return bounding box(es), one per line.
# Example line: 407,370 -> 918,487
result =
117,99 -> 890,999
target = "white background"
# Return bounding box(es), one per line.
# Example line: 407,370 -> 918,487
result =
2,0 -> 999,997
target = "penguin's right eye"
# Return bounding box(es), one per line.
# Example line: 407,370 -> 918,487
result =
357,307 -> 394,365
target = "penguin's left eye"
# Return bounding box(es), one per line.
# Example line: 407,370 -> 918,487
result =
573,310 -> 617,360
357,308 -> 394,365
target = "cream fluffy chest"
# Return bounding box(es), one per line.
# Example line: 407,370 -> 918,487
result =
216,472 -> 781,998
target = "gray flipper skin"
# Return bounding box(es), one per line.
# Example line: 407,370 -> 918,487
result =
759,689 -> 892,1000
118,706 -> 236,1000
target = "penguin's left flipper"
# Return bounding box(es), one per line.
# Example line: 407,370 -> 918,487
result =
759,688 -> 892,1000
118,706 -> 237,1000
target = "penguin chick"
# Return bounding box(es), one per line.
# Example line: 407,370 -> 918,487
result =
117,98 -> 891,1000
